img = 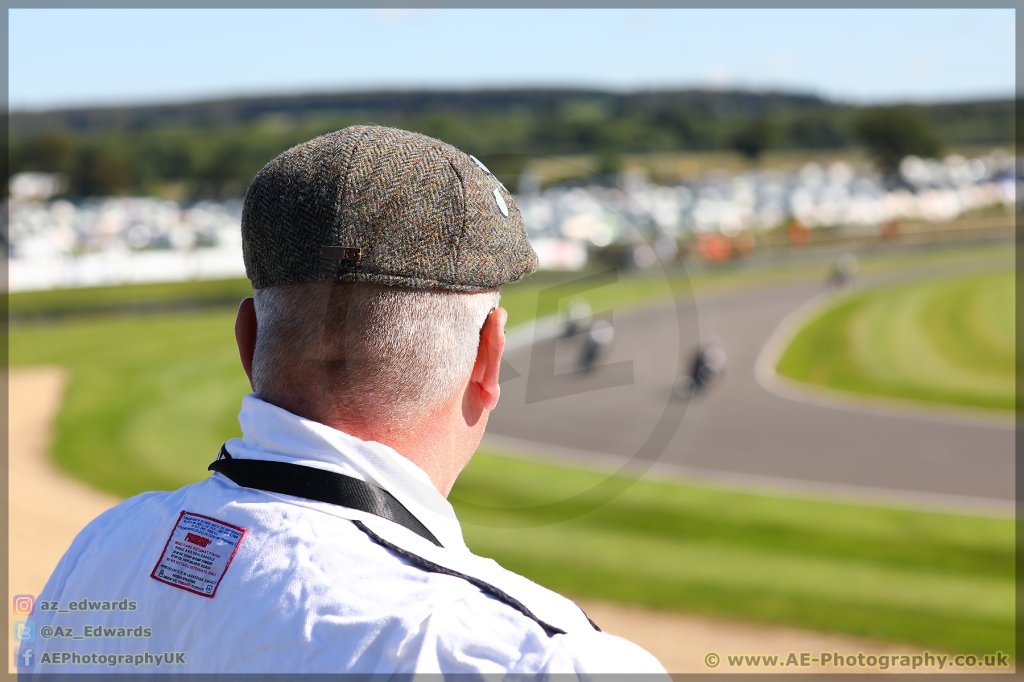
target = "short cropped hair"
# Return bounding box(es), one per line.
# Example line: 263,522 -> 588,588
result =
251,281 -> 499,425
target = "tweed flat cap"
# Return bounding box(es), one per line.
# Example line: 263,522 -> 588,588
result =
241,125 -> 538,292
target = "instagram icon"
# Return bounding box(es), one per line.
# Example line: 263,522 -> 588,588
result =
12,595 -> 34,616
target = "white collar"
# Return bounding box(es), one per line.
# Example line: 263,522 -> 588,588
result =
222,394 -> 467,550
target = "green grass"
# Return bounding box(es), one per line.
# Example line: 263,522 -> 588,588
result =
9,277 -> 256,320
452,451 -> 1014,656
776,269 -> 1015,411
11,310 -> 250,494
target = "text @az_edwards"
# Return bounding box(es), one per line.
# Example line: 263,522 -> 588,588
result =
38,598 -> 137,613
704,651 -> 1010,671
41,624 -> 152,639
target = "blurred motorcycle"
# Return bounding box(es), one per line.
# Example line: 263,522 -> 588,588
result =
556,297 -> 617,372
561,298 -> 593,338
828,253 -> 859,290
578,319 -> 615,371
674,336 -> 727,399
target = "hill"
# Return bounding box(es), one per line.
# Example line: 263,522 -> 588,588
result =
10,88 -> 835,135
9,88 -> 1013,199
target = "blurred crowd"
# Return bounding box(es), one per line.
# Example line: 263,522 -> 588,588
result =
519,151 -> 1015,246
7,150 -> 1017,292
8,197 -> 244,291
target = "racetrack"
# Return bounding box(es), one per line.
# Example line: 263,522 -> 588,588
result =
486,260 -> 1015,510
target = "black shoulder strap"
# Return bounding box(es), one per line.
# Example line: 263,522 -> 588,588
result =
208,446 -> 441,547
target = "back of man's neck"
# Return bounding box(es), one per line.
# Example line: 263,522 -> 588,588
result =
258,391 -> 463,496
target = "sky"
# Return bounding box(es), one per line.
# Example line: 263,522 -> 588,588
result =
8,8 -> 1016,111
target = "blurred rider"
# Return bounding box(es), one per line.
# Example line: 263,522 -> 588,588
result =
675,336 -> 727,398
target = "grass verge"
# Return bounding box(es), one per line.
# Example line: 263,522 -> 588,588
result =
10,310 -> 249,495
451,451 -> 1013,656
776,269 -> 1014,411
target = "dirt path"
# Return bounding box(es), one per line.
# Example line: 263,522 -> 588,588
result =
8,367 -> 977,674
8,367 -> 122,673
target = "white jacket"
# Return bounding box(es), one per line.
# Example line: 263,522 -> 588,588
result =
28,395 -> 667,675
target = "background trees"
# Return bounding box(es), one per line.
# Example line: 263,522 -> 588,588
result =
9,89 -> 1009,198
854,106 -> 944,178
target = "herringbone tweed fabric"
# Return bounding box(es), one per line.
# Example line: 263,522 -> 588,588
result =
241,125 -> 538,291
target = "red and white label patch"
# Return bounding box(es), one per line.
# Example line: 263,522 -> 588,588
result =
150,511 -> 246,598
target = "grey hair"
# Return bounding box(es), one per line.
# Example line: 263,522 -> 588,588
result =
251,281 -> 500,425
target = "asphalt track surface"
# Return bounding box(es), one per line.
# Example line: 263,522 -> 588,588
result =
487,263 -> 1015,507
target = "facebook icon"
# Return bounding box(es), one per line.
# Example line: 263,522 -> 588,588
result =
15,646 -> 34,668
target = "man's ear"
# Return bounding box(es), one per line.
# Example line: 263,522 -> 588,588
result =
470,307 -> 507,412
235,297 -> 258,390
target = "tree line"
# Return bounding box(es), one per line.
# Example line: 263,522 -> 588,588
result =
8,88 -> 1012,199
